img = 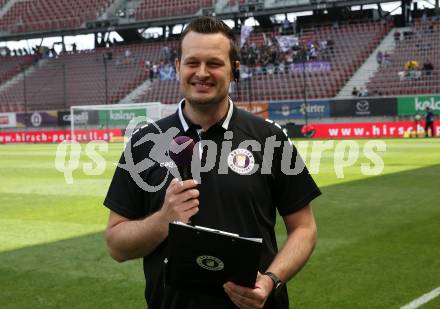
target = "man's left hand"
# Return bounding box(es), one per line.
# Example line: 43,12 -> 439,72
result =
223,272 -> 273,309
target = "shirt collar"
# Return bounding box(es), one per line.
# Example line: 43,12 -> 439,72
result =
177,98 -> 234,133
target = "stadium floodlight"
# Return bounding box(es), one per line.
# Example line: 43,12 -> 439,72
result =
70,102 -> 177,142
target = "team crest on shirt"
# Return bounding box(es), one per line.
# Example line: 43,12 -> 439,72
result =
227,148 -> 255,175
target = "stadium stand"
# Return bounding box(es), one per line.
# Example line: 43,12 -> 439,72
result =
138,79 -> 180,104
0,20 -> 392,112
1,0 -> 437,116
135,0 -> 212,20
367,19 -> 440,96
0,54 -> 35,85
0,0 -> 114,33
0,42 -> 178,112
241,22 -> 391,102
135,21 -> 391,104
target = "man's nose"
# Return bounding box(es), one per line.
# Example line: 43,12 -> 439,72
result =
195,64 -> 209,79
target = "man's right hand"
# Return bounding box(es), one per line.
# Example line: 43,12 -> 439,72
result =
159,178 -> 199,224
105,178 -> 199,262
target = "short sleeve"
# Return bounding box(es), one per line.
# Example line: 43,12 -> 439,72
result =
271,131 -> 321,216
103,144 -> 146,220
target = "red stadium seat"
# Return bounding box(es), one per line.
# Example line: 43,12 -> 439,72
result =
367,19 -> 440,96
0,0 -> 114,33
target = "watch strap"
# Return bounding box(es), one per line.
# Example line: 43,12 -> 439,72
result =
263,271 -> 283,291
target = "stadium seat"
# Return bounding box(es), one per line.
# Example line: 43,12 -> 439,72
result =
0,0 -> 114,33
367,19 -> 440,96
0,42 -> 178,112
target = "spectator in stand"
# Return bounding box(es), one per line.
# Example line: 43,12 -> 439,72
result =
50,47 -> 57,58
422,9 -> 428,22
433,11 -> 440,23
425,107 -> 435,137
376,51 -> 383,66
319,40 -> 328,60
422,60 -> 434,77
152,62 -> 159,78
240,64 -> 253,80
266,63 -> 276,75
144,60 -> 151,80
0,47 -> 11,56
127,8 -> 135,18
277,61 -> 286,74
282,16 -> 290,34
404,60 -> 420,80
124,48 -> 133,64
403,31 -> 415,40
159,63 -> 175,80
238,30 -> 331,76
263,33 -> 274,47
255,62 -> 264,75
248,43 -> 258,66
72,43 -> 77,53
358,87 -> 369,97
160,46 -> 170,62
308,42 -> 317,59
394,31 -> 401,41
382,52 -> 391,66
240,42 -> 249,65
106,51 -> 113,61
169,47 -> 177,63
326,39 -> 334,55
149,64 -> 154,81
284,50 -> 294,66
352,87 -> 359,96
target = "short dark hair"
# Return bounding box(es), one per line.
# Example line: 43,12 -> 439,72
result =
177,16 -> 239,71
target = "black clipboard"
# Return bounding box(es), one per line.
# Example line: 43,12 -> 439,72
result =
164,222 -> 263,293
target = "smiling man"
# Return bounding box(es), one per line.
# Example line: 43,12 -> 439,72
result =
104,16 -> 321,309
175,22 -> 237,128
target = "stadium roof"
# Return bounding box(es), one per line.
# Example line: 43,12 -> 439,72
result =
0,0 -> 435,42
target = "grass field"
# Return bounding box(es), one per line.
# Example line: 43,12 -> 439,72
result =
0,138 -> 439,308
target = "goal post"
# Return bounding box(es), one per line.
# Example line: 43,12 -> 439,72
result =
70,102 -> 177,142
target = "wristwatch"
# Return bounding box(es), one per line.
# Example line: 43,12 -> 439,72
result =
263,271 -> 284,294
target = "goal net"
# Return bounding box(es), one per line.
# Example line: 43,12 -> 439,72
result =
70,102 -> 177,142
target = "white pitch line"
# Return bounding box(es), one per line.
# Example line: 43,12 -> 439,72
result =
400,287 -> 440,309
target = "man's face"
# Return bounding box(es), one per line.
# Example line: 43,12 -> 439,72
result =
176,31 -> 234,108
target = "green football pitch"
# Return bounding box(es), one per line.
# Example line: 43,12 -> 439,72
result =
0,138 -> 439,308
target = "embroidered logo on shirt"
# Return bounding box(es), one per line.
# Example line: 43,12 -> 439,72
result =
196,255 -> 224,271
227,148 -> 255,175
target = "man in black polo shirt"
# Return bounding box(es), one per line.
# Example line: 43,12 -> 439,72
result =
104,17 -> 321,309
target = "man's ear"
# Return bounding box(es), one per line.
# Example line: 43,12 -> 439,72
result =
175,58 -> 180,74
175,58 -> 180,81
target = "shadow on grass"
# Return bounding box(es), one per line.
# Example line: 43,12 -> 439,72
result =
0,232 -> 145,309
291,165 -> 440,308
2,165 -> 440,309
314,164 -> 440,231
